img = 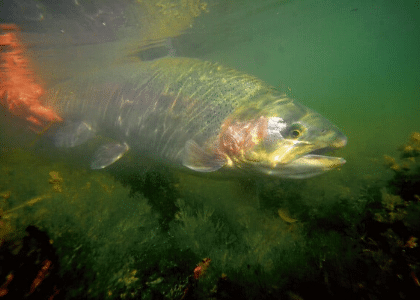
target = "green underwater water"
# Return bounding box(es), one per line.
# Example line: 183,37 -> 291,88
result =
1,0 -> 420,299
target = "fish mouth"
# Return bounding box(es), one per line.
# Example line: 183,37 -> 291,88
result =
302,133 -> 347,160
260,152 -> 346,178
258,143 -> 346,179
285,144 -> 346,178
306,146 -> 336,156
301,145 -> 346,167
250,134 -> 347,178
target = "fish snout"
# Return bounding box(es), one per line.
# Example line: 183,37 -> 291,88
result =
331,133 -> 347,149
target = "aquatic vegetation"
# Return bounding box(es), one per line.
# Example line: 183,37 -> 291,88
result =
355,133 -> 420,298
1,132 -> 419,299
0,147 -> 165,298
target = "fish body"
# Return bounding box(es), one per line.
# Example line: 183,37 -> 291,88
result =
42,57 -> 346,178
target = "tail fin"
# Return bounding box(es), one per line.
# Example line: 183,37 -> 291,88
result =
1,0 -> 208,130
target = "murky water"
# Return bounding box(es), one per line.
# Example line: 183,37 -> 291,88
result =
1,1 -> 419,299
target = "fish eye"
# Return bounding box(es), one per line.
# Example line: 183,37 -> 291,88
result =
287,123 -> 305,139
291,129 -> 301,138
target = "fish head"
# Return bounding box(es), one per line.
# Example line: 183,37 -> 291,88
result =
216,93 -> 347,178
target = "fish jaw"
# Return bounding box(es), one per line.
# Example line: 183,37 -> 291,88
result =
232,136 -> 346,178
258,154 -> 346,179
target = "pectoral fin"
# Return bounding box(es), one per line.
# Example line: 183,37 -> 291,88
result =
54,121 -> 96,148
91,142 -> 130,169
182,140 -> 225,172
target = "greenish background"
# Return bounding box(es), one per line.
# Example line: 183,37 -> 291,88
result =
1,0 -> 419,299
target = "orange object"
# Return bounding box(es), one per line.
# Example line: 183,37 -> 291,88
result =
193,258 -> 211,280
28,259 -> 52,295
48,285 -> 60,300
411,271 -> 420,286
0,273 -> 13,297
0,24 -> 62,130
405,236 -> 418,248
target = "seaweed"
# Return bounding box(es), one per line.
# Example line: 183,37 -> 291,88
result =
1,133 -> 420,299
